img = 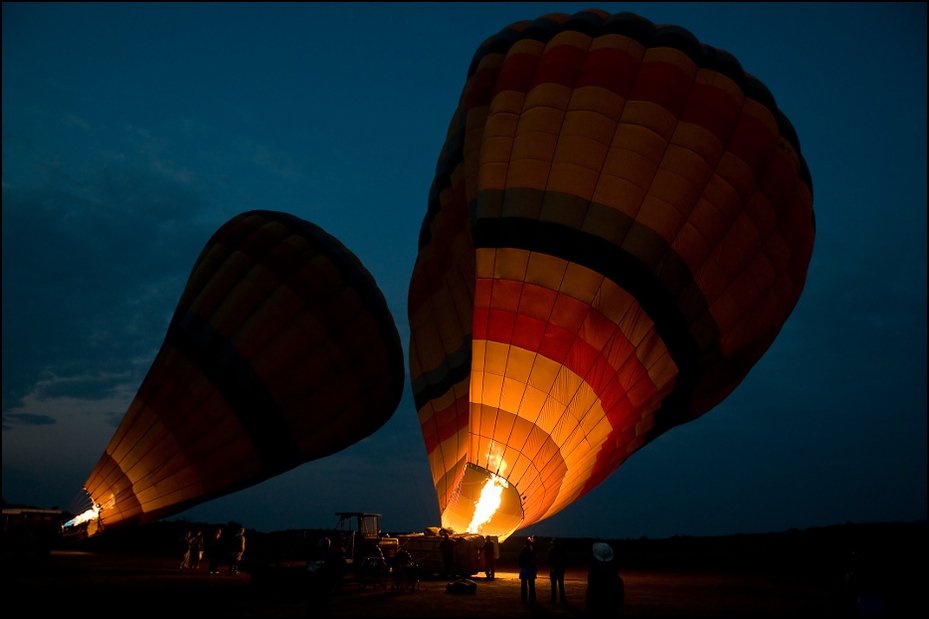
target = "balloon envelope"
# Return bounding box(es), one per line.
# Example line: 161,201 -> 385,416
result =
409,10 -> 814,540
84,210 -> 405,528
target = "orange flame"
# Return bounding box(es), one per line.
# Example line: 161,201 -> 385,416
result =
63,504 -> 100,528
467,473 -> 508,534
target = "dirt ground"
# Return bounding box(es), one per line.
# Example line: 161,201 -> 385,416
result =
4,549 -> 863,617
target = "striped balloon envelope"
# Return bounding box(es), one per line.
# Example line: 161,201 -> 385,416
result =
408,9 -> 814,540
82,211 -> 405,529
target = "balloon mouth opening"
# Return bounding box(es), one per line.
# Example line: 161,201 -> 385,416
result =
441,463 -> 524,542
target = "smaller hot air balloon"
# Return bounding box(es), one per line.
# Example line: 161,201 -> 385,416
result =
78,210 -> 405,530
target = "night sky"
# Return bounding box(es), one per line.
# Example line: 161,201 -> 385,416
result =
3,2 -> 926,540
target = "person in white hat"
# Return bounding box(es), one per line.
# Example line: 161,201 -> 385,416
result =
592,542 -> 613,563
586,542 -> 623,615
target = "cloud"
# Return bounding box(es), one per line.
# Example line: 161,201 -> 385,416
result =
1,412 -> 56,430
2,375 -> 138,504
1,381 -> 136,508
0,99 -> 420,414
1,128 -> 218,412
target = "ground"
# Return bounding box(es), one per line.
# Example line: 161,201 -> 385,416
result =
3,548 -> 867,617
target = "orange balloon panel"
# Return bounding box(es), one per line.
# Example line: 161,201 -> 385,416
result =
409,10 -> 814,539
84,211 -> 405,528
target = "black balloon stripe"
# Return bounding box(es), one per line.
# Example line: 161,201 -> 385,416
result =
471,216 -> 703,436
165,309 -> 304,475
411,338 -> 472,411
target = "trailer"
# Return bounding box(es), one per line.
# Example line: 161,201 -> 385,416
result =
1,508 -> 64,555
395,529 -> 498,577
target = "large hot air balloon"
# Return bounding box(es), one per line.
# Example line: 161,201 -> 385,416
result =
80,210 -> 405,530
409,10 -> 814,540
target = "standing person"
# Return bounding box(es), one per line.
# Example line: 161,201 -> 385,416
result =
392,547 -> 418,592
230,528 -> 246,575
178,530 -> 192,569
547,538 -> 567,604
189,530 -> 204,570
586,542 -> 623,616
518,537 -> 538,604
481,537 -> 496,579
208,528 -> 223,574
307,537 -> 342,617
440,532 -> 456,578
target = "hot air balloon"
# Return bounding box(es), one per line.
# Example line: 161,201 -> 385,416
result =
80,210 -> 405,530
409,10 -> 814,541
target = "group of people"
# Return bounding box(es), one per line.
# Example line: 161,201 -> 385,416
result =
517,536 -> 623,614
178,527 -> 246,574
174,525 -> 621,613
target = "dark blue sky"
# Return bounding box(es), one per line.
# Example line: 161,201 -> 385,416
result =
3,2 -> 926,539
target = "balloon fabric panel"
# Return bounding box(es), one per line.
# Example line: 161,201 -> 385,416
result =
409,9 -> 814,540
